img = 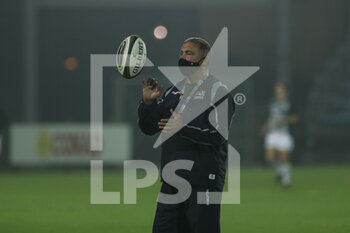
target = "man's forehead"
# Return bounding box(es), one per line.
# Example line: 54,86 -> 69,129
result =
181,42 -> 200,51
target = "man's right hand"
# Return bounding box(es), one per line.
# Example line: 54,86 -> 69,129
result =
142,77 -> 163,104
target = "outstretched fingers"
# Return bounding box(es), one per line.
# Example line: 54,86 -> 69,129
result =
158,85 -> 163,93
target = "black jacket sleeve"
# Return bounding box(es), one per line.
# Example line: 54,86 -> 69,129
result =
137,87 -> 172,135
179,86 -> 235,146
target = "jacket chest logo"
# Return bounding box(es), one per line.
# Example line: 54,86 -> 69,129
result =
194,90 -> 205,100
171,91 -> 182,95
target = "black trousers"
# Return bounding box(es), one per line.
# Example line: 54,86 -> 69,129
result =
153,182 -> 221,233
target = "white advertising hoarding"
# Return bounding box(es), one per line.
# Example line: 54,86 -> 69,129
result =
10,123 -> 131,166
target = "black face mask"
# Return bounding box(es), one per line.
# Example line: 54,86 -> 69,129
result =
178,57 -> 205,77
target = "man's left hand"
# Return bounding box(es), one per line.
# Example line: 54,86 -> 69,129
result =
158,109 -> 183,133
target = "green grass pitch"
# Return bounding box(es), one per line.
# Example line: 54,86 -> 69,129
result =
1,166 -> 350,233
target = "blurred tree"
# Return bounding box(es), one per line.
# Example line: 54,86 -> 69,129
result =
0,107 -> 9,168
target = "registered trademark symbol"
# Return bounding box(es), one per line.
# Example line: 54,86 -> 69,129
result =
234,93 -> 246,105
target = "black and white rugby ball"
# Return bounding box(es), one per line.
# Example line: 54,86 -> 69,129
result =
116,35 -> 147,79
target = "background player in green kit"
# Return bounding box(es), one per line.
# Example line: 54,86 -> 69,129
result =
261,82 -> 299,188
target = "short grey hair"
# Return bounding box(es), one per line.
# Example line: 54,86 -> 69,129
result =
184,37 -> 211,56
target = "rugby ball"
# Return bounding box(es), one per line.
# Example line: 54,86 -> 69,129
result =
116,35 -> 147,79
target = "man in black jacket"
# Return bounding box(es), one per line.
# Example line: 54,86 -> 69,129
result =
138,37 -> 235,233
